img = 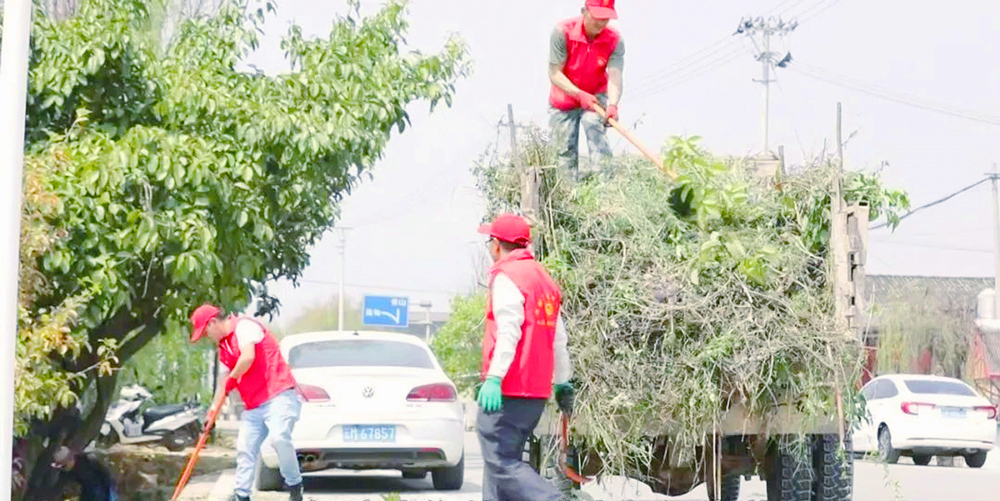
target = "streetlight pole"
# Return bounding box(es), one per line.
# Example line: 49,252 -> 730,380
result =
335,227 -> 351,332
418,301 -> 432,342
1,0 -> 34,496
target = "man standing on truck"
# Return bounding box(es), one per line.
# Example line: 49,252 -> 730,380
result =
476,213 -> 575,501
189,304 -> 304,501
549,0 -> 624,181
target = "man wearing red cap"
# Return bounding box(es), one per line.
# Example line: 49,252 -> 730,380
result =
190,304 -> 303,501
549,0 -> 624,182
475,214 -> 574,500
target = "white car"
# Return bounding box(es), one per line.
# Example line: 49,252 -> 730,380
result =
257,331 -> 465,491
852,374 -> 997,467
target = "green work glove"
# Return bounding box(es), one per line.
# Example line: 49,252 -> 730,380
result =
554,382 -> 575,415
477,376 -> 503,413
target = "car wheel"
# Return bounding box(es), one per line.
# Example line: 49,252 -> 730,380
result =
402,469 -> 427,480
912,454 -> 932,466
766,436 -> 812,501
432,454 -> 464,491
813,434 -> 853,501
877,427 -> 900,464
964,450 -> 988,469
255,457 -> 283,491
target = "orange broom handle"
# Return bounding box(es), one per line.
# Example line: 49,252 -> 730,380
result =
170,397 -> 227,501
591,103 -> 678,181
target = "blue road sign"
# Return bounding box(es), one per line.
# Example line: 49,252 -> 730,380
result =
362,295 -> 410,328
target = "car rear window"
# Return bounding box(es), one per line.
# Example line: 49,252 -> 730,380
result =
903,379 -> 976,397
288,339 -> 435,369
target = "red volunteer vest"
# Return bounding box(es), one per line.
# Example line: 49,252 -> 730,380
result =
482,249 -> 562,399
218,317 -> 297,410
549,16 -> 621,111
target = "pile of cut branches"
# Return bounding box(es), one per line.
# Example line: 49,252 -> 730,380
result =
472,130 -> 909,478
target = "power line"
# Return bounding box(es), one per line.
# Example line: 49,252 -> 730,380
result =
797,0 -> 842,24
793,63 -> 1000,123
299,279 -> 460,296
627,0 -> 819,92
628,0 -> 843,101
785,64 -> 1000,127
870,178 -> 991,230
628,42 -> 746,97
629,45 -> 749,101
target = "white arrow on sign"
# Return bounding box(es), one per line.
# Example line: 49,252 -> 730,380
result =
374,309 -> 401,324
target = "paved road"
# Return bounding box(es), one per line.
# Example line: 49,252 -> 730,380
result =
196,431 -> 1000,501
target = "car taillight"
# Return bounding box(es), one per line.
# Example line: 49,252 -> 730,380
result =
900,402 -> 936,415
407,383 -> 457,402
297,384 -> 330,403
974,406 -> 998,419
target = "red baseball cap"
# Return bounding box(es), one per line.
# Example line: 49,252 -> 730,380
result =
189,303 -> 222,342
478,213 -> 532,245
586,0 -> 618,20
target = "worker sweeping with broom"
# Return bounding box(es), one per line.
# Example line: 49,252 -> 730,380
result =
548,0 -> 625,181
476,214 -> 576,501
189,304 -> 304,501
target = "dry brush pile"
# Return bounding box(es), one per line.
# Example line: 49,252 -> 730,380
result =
473,130 -> 909,478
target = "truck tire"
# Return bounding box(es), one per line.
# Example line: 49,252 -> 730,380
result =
813,434 -> 853,501
964,450 -> 988,468
877,426 -> 900,464
255,459 -> 283,491
912,454 -> 932,466
723,474 -> 740,501
766,437 -> 812,501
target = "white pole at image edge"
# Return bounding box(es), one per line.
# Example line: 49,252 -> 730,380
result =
0,0 -> 33,498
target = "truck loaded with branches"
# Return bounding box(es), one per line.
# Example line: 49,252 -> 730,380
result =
462,129 -> 909,501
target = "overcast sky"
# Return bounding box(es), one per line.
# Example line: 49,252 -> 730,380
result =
237,0 -> 1000,326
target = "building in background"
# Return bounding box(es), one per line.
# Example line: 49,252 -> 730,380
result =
861,275 -> 992,384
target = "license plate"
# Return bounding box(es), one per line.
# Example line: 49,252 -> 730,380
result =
942,407 -> 966,419
343,425 -> 396,443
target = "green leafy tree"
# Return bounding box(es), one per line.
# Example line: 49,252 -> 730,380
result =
6,0 -> 468,497
282,294 -> 366,336
430,293 -> 486,394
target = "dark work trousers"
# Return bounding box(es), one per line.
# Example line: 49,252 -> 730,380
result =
476,397 -> 564,501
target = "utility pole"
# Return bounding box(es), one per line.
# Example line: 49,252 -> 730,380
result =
335,227 -> 351,332
1,0 -> 34,496
736,16 -> 796,155
418,300 -> 432,342
990,165 -> 1000,317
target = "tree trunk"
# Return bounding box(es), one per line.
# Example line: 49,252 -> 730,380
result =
17,273 -> 167,501
16,370 -> 120,501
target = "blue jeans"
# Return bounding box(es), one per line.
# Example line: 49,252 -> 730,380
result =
234,389 -> 302,497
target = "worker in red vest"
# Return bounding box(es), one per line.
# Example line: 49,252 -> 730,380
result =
476,214 -> 574,501
190,304 -> 304,501
548,0 -> 624,182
